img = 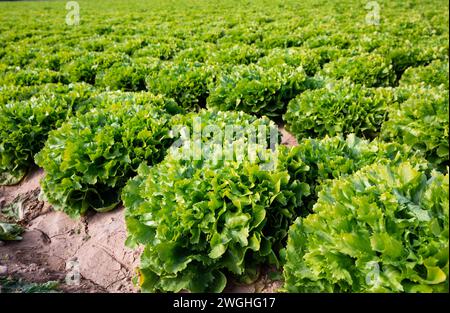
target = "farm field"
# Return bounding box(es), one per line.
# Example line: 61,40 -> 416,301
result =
0,0 -> 449,293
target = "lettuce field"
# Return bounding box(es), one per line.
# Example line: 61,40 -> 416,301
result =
0,0 -> 448,293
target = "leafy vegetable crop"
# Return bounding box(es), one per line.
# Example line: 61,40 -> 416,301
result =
207,63 -> 311,117
0,83 -> 95,185
284,81 -> 394,139
285,134 -> 428,211
399,60 -> 449,89
381,86 -> 449,169
122,110 -> 309,292
0,0 -> 448,294
284,162 -> 449,292
321,53 -> 396,87
146,61 -> 215,110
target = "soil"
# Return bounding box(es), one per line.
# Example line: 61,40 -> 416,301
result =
0,128 -> 296,293
280,126 -> 299,147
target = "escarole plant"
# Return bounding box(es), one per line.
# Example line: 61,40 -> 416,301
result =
283,81 -> 394,140
35,93 -> 181,217
381,86 -> 449,170
207,63 -> 310,118
0,83 -> 96,185
284,162 -> 449,293
122,110 -> 310,292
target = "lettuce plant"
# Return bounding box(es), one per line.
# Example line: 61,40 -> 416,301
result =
256,47 -> 322,76
381,86 -> 449,169
207,63 -> 311,117
321,53 -> 396,87
133,38 -> 182,60
380,41 -> 448,77
0,82 -> 94,108
0,68 -> 66,86
207,43 -> 264,65
61,52 -> 129,85
169,109 -> 278,143
146,61 -> 215,110
95,62 -> 148,91
35,94 -> 180,217
122,111 -> 310,292
399,60 -> 449,89
284,162 -> 449,292
0,84 -> 96,185
284,81 -> 394,139
0,85 -> 40,106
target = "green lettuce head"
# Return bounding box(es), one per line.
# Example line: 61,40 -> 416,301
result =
284,162 -> 449,293
122,110 -> 310,292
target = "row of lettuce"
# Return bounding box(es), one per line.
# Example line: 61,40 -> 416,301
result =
1,48 -> 448,114
1,2 -> 449,117
1,69 -> 448,186
0,0 -> 448,293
